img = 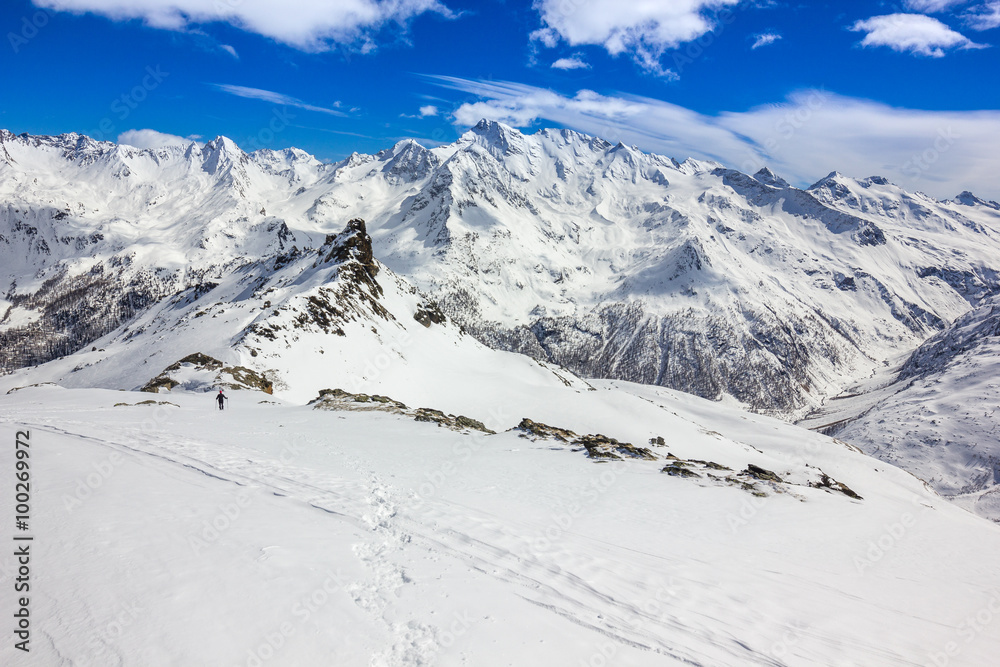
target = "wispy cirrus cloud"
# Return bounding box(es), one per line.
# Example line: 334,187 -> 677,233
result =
426,75 -> 1000,200
903,0 -> 969,12
850,14 -> 986,57
530,0 -> 739,77
964,1 -> 1000,30
33,0 -> 452,52
751,32 -> 781,49
212,84 -> 345,116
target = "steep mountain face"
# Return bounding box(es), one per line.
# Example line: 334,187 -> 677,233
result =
800,295 -> 1000,522
2,123 -> 1000,416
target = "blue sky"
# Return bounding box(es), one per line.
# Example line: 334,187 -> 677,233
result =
2,0 -> 999,198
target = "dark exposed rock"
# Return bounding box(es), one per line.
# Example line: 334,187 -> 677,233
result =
834,273 -> 856,291
321,218 -> 378,284
810,472 -> 863,500
299,292 -> 347,336
312,387 -> 407,410
413,408 -> 495,434
753,167 -> 790,188
954,191 -> 1000,210
142,353 -> 273,393
513,417 -> 655,460
660,455 -> 731,479
575,433 -> 657,461
744,464 -> 783,483
689,459 -> 731,471
311,388 -> 493,433
165,352 -> 223,372
140,376 -> 179,393
221,365 -> 274,394
662,463 -> 701,478
517,418 -> 578,442
413,301 -> 446,327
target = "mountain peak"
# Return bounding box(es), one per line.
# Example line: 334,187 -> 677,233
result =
318,218 -> 381,294
860,175 -> 891,188
472,118 -> 515,134
954,190 -> 1000,210
465,119 -> 526,157
753,167 -> 789,188
386,137 -> 426,155
379,139 -> 436,183
204,136 -> 242,154
201,135 -> 248,176
807,171 -> 846,190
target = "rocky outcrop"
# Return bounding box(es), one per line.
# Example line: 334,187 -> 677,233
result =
141,353 -> 274,394
311,388 -> 495,434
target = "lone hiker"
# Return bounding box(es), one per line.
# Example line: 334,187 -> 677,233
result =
216,390 -> 228,411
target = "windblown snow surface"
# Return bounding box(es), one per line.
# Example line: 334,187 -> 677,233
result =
3,379 -> 1000,667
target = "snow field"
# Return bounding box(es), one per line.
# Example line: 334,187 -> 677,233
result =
1,384 -> 999,666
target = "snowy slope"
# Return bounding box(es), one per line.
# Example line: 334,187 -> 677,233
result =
800,295 -> 1000,522
4,124 -> 1000,416
2,377 -> 1000,666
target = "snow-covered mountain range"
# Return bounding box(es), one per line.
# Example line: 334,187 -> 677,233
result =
3,122 -> 999,417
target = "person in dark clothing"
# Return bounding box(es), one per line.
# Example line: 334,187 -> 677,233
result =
216,390 -> 227,410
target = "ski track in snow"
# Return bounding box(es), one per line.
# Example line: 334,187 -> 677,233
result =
18,417 -> 728,664
6,390 -> 996,667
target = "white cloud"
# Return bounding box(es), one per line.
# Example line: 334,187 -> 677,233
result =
529,27 -> 559,48
551,56 -> 590,70
212,84 -> 345,116
750,32 -> 781,49
903,0 -> 969,12
964,1 -> 1000,30
427,76 -> 1000,200
117,129 -> 197,149
419,105 -> 439,117
220,44 -> 238,59
532,0 -> 740,76
34,0 -> 451,51
850,14 -> 985,57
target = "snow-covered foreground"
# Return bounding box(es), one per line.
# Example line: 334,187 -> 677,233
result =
3,383 -> 1000,666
